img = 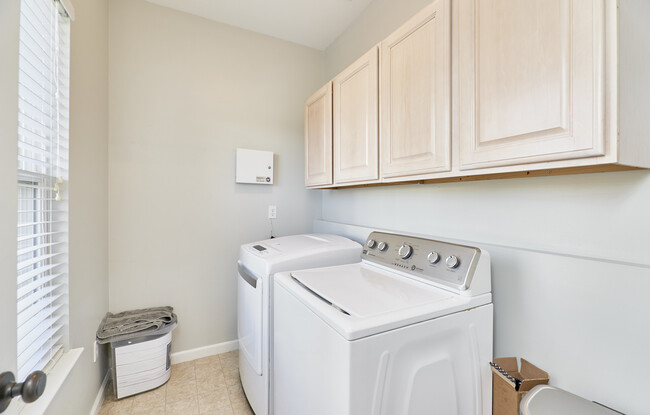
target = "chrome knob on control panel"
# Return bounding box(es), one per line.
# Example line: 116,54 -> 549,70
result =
367,239 -> 377,249
445,255 -> 460,269
398,244 -> 413,259
377,241 -> 388,252
427,251 -> 440,264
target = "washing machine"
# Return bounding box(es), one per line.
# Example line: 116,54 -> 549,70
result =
273,231 -> 494,415
237,233 -> 362,415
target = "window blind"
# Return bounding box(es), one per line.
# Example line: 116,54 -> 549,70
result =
16,0 -> 70,382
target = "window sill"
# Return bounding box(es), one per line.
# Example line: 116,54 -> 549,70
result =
18,348 -> 84,415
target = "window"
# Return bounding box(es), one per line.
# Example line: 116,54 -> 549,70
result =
16,0 -> 71,381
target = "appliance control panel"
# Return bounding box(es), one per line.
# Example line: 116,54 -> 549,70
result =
361,231 -> 481,291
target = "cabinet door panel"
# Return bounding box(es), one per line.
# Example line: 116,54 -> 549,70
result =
305,83 -> 332,186
459,0 -> 605,170
381,0 -> 451,178
334,47 -> 379,184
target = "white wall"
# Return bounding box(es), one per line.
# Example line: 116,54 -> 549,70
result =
108,0 -> 324,353
321,1 -> 650,414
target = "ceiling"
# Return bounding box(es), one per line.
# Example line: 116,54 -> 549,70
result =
145,0 -> 374,51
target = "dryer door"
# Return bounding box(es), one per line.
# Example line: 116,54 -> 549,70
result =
237,262 -> 263,375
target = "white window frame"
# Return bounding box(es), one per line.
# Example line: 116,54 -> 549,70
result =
16,0 -> 74,397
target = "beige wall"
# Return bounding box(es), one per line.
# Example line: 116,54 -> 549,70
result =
108,0 -> 324,352
46,0 -> 111,413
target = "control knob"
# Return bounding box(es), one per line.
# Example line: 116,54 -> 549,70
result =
398,244 -> 413,259
427,251 -> 440,264
367,239 -> 377,249
377,241 -> 388,252
445,255 -> 460,269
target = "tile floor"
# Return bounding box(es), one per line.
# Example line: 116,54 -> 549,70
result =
99,350 -> 254,415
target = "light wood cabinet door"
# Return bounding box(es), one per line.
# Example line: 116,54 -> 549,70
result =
333,46 -> 379,184
459,0 -> 606,170
304,82 -> 332,187
380,0 -> 451,179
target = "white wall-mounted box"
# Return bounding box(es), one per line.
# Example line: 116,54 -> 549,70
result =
236,148 -> 274,184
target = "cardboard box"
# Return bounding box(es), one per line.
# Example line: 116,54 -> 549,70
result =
492,357 -> 549,415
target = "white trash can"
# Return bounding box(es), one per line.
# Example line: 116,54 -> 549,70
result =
96,306 -> 178,399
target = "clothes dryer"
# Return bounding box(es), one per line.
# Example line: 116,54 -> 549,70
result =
237,234 -> 361,415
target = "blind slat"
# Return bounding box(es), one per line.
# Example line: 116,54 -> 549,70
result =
18,112 -> 55,136
17,293 -> 63,328
17,252 -> 62,271
17,262 -> 61,285
17,241 -> 62,256
18,75 -> 56,112
19,339 -> 62,381
17,315 -> 63,354
17,272 -> 61,298
18,329 -> 63,374
17,303 -> 63,341
21,4 -> 53,46
18,157 -> 54,170
17,231 -> 62,243
16,138 -> 53,157
17,197 -> 57,201
17,284 -> 62,313
25,345 -> 62,381
18,126 -> 53,148
17,220 -> 63,229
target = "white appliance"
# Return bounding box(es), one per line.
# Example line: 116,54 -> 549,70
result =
273,231 -> 494,415
237,234 -> 362,415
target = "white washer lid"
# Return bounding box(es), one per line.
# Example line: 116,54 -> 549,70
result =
279,263 -> 491,340
291,263 -> 452,317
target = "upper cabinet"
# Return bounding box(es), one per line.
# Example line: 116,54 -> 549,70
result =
305,0 -> 650,189
333,47 -> 379,184
380,0 -> 451,178
458,0 -> 606,170
304,82 -> 333,187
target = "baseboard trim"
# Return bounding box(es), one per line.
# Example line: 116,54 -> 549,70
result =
170,339 -> 239,365
89,370 -> 110,415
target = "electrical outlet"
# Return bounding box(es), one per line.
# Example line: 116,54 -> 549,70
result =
268,205 -> 277,219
